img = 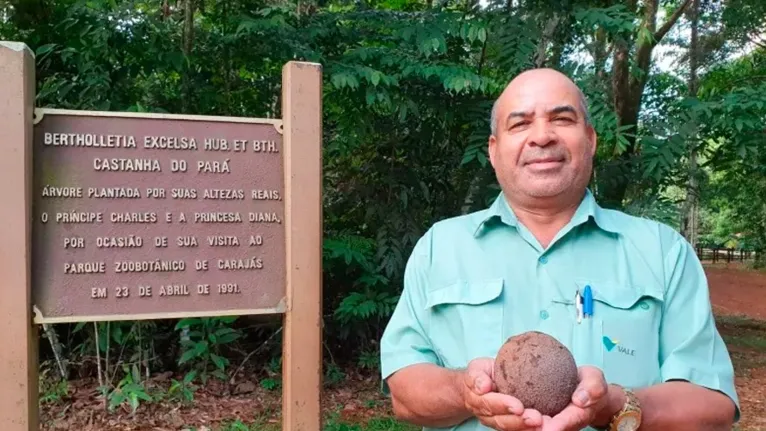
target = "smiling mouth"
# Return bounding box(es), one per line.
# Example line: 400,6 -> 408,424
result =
525,158 -> 564,166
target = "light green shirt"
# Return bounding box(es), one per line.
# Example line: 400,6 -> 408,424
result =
379,189 -> 740,430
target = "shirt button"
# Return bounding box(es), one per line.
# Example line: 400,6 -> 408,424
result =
538,255 -> 548,264
540,310 -> 549,320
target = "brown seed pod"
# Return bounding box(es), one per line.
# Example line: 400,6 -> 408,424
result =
493,331 -> 579,417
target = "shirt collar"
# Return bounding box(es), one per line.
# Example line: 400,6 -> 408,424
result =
473,188 -> 621,237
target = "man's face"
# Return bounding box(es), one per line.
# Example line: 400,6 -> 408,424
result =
488,73 -> 597,201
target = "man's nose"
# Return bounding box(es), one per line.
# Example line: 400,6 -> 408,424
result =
528,119 -> 555,147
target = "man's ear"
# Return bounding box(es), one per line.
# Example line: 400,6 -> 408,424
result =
488,134 -> 498,169
587,125 -> 598,157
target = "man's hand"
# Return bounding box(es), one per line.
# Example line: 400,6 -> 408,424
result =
541,366 -> 610,431
461,358 -> 545,431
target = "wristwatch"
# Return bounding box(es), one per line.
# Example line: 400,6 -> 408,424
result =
596,385 -> 642,431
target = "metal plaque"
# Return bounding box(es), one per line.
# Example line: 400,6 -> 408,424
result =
31,109 -> 286,323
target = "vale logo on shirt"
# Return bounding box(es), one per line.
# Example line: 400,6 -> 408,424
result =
603,336 -> 635,357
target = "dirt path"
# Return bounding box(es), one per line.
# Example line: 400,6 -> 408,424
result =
707,263 -> 766,320
705,262 -> 766,431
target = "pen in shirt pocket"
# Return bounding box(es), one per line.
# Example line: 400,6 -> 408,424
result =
575,290 -> 582,323
583,285 -> 593,318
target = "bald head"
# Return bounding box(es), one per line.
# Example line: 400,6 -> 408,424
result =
490,69 -> 591,135
486,67 -> 597,205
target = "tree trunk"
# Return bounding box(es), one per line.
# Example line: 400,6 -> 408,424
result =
181,0 -> 195,113
600,0 -> 692,209
681,0 -> 700,245
460,172 -> 487,215
755,199 -> 766,269
754,220 -> 766,269
533,13 -> 560,68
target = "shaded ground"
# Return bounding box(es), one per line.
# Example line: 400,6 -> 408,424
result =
718,315 -> 766,431
38,262 -> 766,430
705,262 -> 766,431
39,371 -> 410,431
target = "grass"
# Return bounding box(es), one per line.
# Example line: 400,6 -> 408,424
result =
211,414 -> 418,431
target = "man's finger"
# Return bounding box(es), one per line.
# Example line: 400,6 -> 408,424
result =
577,365 -> 603,380
538,415 -> 553,431
470,391 -> 526,416
521,408 -> 544,428
465,367 -> 493,395
478,413 -> 526,431
476,415 -> 500,430
572,367 -> 607,408
542,404 -> 589,431
507,410 -> 546,431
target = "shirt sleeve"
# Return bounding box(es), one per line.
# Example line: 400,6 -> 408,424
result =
659,234 -> 741,421
379,231 -> 441,394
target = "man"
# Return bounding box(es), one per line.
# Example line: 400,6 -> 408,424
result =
379,68 -> 740,431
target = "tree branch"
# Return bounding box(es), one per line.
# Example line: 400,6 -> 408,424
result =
747,34 -> 766,50
534,13 -> 560,68
654,0 -> 692,44
631,0 -> 659,95
731,75 -> 766,85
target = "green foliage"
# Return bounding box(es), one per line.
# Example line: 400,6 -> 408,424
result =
5,0 -> 766,398
213,414 -> 418,431
168,370 -> 199,404
323,414 -> 419,431
692,48 -> 766,252
260,356 -> 282,391
176,317 -> 243,381
38,364 -> 69,405
325,362 -> 346,386
106,364 -> 154,415
358,348 -> 381,371
260,378 -> 280,391
217,420 -> 253,431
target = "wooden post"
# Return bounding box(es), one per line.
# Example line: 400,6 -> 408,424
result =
0,42 -> 38,431
281,61 -> 323,431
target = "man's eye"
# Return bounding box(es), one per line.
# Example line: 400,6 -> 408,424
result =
509,121 -> 529,129
553,117 -> 575,123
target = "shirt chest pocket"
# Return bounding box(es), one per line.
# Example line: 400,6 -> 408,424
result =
572,280 -> 664,389
425,279 -> 506,369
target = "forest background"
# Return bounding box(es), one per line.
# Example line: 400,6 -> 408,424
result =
1,0 -> 766,429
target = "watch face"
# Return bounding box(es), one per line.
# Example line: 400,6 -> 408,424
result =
616,415 -> 640,431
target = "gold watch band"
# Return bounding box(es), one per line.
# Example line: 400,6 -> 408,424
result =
606,386 -> 642,431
